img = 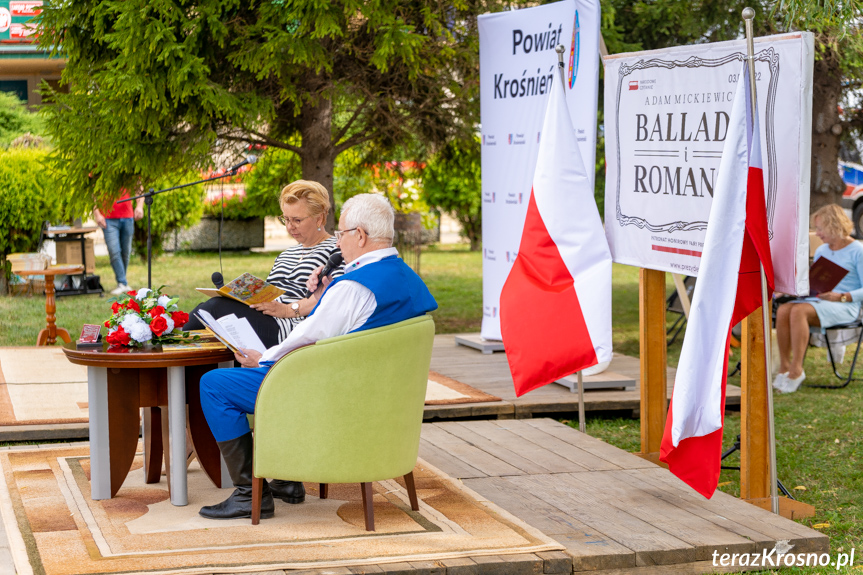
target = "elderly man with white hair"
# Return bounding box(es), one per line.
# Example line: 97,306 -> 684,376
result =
198,193 -> 438,520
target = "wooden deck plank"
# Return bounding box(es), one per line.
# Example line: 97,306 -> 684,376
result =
567,470 -> 757,560
522,419 -> 657,470
418,439 -> 488,479
487,420 -> 621,472
420,424 -> 524,477
436,421 -> 584,474
463,476 -> 636,572
626,468 -> 829,553
505,473 -> 698,566
613,468 -> 779,551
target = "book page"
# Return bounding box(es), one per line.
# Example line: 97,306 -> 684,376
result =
217,314 -> 267,354
194,310 -> 245,356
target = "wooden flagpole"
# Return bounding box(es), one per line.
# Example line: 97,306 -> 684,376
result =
742,7 -> 779,515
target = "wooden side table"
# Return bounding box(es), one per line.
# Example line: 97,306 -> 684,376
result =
62,343 -> 236,505
16,266 -> 86,345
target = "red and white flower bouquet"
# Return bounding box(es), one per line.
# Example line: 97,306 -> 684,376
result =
104,286 -> 191,347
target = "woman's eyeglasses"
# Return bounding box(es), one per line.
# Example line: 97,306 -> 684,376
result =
278,215 -> 309,227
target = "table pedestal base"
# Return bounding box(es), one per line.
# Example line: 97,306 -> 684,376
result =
88,363 -> 228,505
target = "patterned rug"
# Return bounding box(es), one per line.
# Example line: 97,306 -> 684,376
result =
0,348 -> 500,427
0,445 -> 561,575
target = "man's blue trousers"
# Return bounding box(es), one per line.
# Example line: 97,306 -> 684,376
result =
200,365 -> 271,442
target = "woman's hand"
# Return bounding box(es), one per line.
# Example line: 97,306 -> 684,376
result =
236,349 -> 262,367
817,291 -> 845,302
250,300 -> 292,318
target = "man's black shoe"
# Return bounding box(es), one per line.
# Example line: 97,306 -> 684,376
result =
269,480 -> 306,504
199,432 -> 274,520
199,485 -> 275,519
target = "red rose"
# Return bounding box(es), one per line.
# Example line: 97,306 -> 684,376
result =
127,299 -> 141,312
150,315 -> 168,337
106,326 -> 130,346
148,305 -> 166,318
111,301 -> 123,313
171,310 -> 189,328
104,320 -> 110,328
127,290 -> 137,296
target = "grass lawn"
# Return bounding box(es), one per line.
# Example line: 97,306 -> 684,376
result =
1,246 -> 859,567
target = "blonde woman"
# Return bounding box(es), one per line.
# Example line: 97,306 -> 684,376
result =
774,204 -> 863,392
184,180 -> 341,347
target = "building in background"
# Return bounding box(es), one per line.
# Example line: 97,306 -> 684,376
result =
0,0 -> 65,107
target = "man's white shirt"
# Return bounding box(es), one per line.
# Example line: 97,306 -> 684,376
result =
259,247 -> 398,364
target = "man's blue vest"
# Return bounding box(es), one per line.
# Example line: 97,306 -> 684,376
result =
311,255 -> 437,333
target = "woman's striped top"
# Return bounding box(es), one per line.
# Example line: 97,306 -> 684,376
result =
266,237 -> 343,342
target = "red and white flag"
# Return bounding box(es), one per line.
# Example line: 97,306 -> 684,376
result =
500,70 -> 612,397
660,62 -> 774,498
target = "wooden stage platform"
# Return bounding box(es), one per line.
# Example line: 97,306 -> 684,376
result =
417,419 -> 827,574
425,335 -> 742,421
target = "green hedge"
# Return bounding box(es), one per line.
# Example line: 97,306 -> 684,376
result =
0,148 -> 70,260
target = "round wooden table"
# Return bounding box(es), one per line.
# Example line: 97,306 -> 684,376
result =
63,343 -> 236,506
17,266 -> 85,345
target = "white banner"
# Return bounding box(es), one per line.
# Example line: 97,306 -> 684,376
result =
479,0 -> 600,340
603,33 -> 814,295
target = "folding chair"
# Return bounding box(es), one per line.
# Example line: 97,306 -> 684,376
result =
666,276 -> 696,345
806,310 -> 863,389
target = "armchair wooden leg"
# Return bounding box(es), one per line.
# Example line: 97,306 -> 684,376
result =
404,471 -> 419,511
251,477 -> 263,525
360,482 -> 375,531
319,483 -> 328,499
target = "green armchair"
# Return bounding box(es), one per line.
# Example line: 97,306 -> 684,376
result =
250,315 -> 435,530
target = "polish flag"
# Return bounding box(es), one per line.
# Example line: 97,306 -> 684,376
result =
500,69 -> 612,397
660,62 -> 774,498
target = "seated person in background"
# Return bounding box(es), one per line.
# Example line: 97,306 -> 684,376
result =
183,180 -> 342,348
774,204 -> 863,393
197,193 -> 438,520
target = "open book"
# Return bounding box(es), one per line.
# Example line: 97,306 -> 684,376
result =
196,273 -> 285,305
194,309 -> 267,357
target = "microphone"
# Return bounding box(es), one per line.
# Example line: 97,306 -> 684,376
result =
211,272 -> 224,289
305,252 -> 343,298
227,154 -> 258,172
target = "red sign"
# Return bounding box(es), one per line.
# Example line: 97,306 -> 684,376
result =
9,22 -> 36,39
628,80 -> 639,91
10,1 -> 42,16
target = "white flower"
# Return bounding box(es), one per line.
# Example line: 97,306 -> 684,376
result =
157,295 -> 171,308
160,314 -> 175,334
136,287 -> 151,300
120,314 -> 145,331
128,322 -> 153,343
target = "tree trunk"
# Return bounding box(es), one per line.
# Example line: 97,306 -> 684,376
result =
299,95 -> 337,232
809,48 -> 846,214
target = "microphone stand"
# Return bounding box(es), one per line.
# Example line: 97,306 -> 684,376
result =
118,167 -> 246,289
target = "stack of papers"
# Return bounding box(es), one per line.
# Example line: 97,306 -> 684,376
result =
194,309 -> 267,357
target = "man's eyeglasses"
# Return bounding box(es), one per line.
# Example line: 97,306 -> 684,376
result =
335,227 -> 359,240
278,215 -> 309,227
